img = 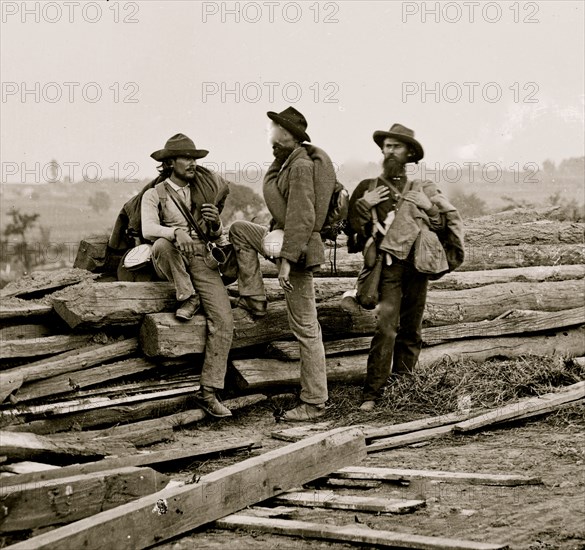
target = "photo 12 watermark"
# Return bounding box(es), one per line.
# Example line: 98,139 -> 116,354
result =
201,81 -> 340,104
2,82 -> 140,104
402,2 -> 539,24
402,82 -> 539,104
406,161 -> 540,184
1,1 -> 140,24
201,1 -> 340,23
1,161 -> 141,184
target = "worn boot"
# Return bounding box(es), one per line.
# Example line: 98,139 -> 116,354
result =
235,296 -> 267,318
193,387 -> 232,418
176,294 -> 201,320
282,402 -> 326,422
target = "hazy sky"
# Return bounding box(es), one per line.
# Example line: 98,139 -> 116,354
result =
1,0 -> 584,183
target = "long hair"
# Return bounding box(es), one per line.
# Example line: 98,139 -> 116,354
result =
156,159 -> 174,179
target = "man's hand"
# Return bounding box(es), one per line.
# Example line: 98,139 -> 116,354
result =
403,190 -> 433,211
201,203 -> 221,229
362,186 -> 390,208
277,258 -> 293,293
174,228 -> 197,254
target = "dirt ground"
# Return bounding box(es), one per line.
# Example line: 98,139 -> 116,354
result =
150,398 -> 585,550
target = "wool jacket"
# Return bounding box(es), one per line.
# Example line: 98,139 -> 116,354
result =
348,177 -> 465,278
263,145 -> 335,268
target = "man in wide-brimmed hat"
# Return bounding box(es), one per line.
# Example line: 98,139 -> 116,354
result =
229,107 -> 337,421
346,124 -> 464,412
141,133 -> 234,418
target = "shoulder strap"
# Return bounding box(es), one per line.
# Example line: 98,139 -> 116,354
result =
368,179 -> 379,237
165,183 -> 210,244
155,181 -> 167,205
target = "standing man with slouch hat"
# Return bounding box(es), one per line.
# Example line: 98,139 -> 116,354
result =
141,133 -> 234,418
346,124 -> 464,412
229,107 -> 336,421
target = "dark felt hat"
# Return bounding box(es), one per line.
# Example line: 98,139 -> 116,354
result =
151,133 -> 209,161
267,106 -> 311,143
373,123 -> 424,163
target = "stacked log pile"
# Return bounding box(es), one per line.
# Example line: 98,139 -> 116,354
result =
0,208 -> 583,546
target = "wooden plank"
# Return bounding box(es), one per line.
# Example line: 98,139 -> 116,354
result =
0,333 -> 95,360
0,438 -> 260,488
1,384 -> 199,423
0,323 -> 55,341
325,478 -> 382,489
271,422 -> 333,442
333,467 -> 542,486
0,302 -> 52,320
274,490 -> 425,514
235,327 -> 585,390
267,337 -> 371,361
7,427 -> 365,550
453,382 -> 585,433
0,466 -> 168,532
363,410 -> 483,441
1,461 -> 60,474
0,430 -> 134,462
0,338 -> 139,403
367,425 -> 455,454
215,515 -> 509,549
14,357 -> 161,402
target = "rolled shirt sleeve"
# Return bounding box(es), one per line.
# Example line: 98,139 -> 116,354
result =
141,188 -> 176,242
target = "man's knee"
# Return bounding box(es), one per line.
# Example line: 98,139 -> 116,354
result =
151,237 -> 176,257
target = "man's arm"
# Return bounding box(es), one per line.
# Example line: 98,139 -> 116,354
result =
141,188 -> 176,242
279,162 -> 315,264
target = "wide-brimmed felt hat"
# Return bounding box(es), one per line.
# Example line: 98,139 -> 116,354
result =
151,133 -> 209,161
267,106 -> 311,143
373,123 -> 424,163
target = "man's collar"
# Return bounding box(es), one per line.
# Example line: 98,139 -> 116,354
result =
280,146 -> 305,171
165,178 -> 189,191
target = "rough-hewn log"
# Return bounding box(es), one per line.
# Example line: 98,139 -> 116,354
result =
0,323 -> 56,341
0,439 -> 260,488
0,430 -> 134,462
233,327 -> 585,390
141,301 -> 375,357
53,282 -> 177,328
5,394 -> 193,435
425,280 -> 583,326
0,338 -> 138,404
7,427 -> 365,550
268,307 -> 585,357
423,306 -> 585,345
464,220 -> 584,246
0,466 -> 168,532
0,268 -> 98,299
260,243 -> 585,277
14,357 -> 161,403
244,265 -> 585,299
0,301 -> 53,320
142,279 -> 583,357
0,333 -> 95,360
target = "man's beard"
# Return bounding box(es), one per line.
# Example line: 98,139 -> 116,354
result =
272,143 -> 295,164
382,155 -> 405,179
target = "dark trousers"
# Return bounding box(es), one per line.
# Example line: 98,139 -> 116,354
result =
363,257 -> 429,401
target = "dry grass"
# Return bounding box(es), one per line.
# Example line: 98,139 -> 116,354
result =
322,355 -> 585,426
